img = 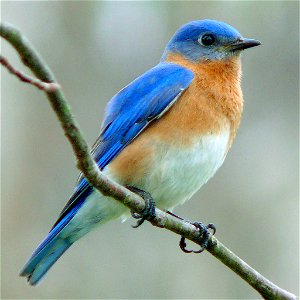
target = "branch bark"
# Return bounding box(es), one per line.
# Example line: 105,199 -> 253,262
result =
0,55 -> 60,91
1,22 -> 297,300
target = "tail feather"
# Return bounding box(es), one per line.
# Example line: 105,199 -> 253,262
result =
20,208 -> 76,285
20,197 -> 82,286
20,188 -> 123,285
20,235 -> 72,285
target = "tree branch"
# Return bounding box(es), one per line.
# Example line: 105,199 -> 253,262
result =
1,22 -> 296,300
0,55 -> 60,92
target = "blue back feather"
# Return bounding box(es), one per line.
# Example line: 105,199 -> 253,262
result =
53,62 -> 194,228
95,62 -> 194,169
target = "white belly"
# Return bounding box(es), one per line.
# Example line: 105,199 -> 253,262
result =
138,129 -> 230,210
65,128 -> 230,241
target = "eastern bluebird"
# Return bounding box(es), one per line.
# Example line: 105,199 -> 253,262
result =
20,19 -> 260,285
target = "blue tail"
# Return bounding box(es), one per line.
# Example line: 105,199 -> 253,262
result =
19,184 -> 90,286
20,236 -> 71,285
19,209 -> 78,285
20,185 -> 93,285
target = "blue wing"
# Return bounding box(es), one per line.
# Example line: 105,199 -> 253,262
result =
53,62 -> 194,227
20,63 -> 194,284
93,62 -> 194,170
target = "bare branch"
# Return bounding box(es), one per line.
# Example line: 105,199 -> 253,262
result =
0,55 -> 60,92
0,22 -> 297,300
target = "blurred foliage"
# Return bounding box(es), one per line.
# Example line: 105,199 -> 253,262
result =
1,1 -> 299,299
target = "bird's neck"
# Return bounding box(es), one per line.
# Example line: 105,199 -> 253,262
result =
165,53 -> 244,148
165,52 -> 242,90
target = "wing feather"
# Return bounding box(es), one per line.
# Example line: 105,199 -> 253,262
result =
53,62 -> 194,226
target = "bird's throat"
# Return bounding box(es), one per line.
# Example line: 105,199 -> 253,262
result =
166,53 -> 244,149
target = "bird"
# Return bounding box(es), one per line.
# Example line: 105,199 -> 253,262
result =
20,19 -> 260,285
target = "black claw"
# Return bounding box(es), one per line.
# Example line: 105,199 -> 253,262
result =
126,186 -> 156,228
207,223 -> 216,235
179,236 -> 193,253
131,212 -> 141,219
131,218 -> 146,228
179,222 -> 216,254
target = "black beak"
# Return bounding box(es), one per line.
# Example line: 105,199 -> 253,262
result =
229,38 -> 261,51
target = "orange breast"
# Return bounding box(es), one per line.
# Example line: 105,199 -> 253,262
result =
164,53 -> 244,146
108,54 -> 243,184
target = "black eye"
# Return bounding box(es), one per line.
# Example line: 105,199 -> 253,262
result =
200,34 -> 215,46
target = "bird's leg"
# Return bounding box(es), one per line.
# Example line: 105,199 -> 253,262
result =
179,222 -> 216,254
166,211 -> 216,253
126,186 -> 214,251
165,210 -> 185,221
126,186 -> 156,228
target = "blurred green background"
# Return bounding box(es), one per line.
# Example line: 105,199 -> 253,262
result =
1,1 -> 299,299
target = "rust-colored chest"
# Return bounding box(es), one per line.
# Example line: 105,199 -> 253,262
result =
147,54 -> 244,148
108,55 -> 244,184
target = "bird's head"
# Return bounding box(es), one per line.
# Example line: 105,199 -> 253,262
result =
161,20 -> 260,62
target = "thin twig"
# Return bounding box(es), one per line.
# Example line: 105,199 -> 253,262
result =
0,22 -> 297,300
0,55 -> 61,92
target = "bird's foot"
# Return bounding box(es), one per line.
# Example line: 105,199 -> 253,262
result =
179,222 -> 216,254
126,186 -> 156,228
165,210 -> 185,221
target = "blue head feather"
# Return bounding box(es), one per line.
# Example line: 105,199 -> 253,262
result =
161,19 -> 243,62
